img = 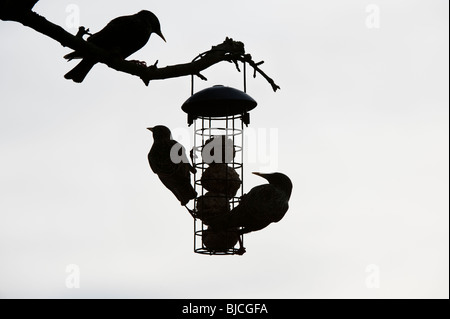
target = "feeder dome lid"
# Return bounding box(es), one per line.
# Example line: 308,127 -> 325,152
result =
182,85 -> 257,118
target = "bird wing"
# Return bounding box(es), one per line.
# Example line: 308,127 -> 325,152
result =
148,140 -> 177,175
253,185 -> 289,223
88,13 -> 151,58
64,12 -> 152,60
149,140 -> 196,205
157,164 -> 197,205
88,15 -> 133,46
204,184 -> 289,233
178,142 -> 196,174
168,140 -> 197,175
63,17 -> 132,60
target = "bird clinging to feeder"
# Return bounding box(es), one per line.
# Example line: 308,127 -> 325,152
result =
202,172 -> 293,235
147,125 -> 197,207
64,10 -> 165,83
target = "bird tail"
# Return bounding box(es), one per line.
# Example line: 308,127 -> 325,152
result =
64,51 -> 83,61
178,185 -> 197,206
159,176 -> 197,206
64,59 -> 95,83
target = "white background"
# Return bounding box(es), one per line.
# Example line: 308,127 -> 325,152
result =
0,0 -> 448,298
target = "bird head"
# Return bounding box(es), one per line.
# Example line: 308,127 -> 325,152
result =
252,172 -> 293,199
138,10 -> 166,42
147,125 -> 172,140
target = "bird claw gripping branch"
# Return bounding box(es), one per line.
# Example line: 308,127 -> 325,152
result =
130,60 -> 148,67
75,26 -> 92,38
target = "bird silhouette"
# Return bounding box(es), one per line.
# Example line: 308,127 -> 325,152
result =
64,10 -> 165,83
203,172 -> 292,235
147,125 -> 197,206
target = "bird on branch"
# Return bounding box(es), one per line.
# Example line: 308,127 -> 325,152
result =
203,172 -> 292,235
147,125 -> 197,207
64,10 -> 165,83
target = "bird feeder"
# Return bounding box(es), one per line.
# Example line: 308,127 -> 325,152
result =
182,85 -> 257,255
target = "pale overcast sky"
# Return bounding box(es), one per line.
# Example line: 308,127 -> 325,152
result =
0,0 -> 448,298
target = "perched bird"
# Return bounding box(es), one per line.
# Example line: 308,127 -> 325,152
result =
64,10 -> 165,83
147,125 -> 197,206
203,172 -> 293,235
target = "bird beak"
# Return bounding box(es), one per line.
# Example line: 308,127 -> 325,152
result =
147,127 -> 153,132
157,31 -> 166,42
252,172 -> 266,178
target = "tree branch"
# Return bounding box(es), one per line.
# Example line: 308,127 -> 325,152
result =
0,0 -> 39,20
1,3 -> 280,91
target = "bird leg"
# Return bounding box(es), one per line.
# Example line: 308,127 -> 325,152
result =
184,205 -> 197,219
238,227 -> 252,235
75,26 -> 92,39
129,60 -> 148,67
236,235 -> 246,255
140,60 -> 159,85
